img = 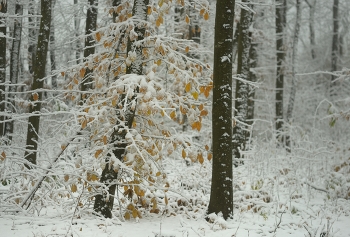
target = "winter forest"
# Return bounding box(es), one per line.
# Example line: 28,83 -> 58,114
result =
0,0 -> 349,236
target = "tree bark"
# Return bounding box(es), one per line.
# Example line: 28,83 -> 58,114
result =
207,0 -> 234,220
0,1 -> 7,137
80,0 -> 98,100
93,0 -> 149,218
74,0 -> 81,64
275,0 -> 287,142
330,0 -> 339,96
305,0 -> 316,59
286,0 -> 302,152
6,2 -> 23,141
50,0 -> 57,88
24,0 -> 52,167
233,1 -> 253,166
28,0 -> 37,75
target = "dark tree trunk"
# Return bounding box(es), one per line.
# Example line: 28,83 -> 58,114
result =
275,0 -> 287,142
285,0 -> 302,152
24,0 -> 52,167
50,0 -> 57,88
233,1 -> 253,166
0,1 -> 7,137
330,0 -> 339,96
6,2 -> 23,141
28,0 -> 37,75
74,0 -> 81,64
207,0 -> 235,220
305,0 -> 316,59
80,0 -> 98,100
246,36 -> 257,130
93,0 -> 149,218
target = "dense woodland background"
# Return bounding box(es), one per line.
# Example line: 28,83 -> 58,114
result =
0,0 -> 350,233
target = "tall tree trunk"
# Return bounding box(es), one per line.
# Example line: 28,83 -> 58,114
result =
80,0 -> 98,100
286,0 -> 302,152
50,0 -> 57,88
233,1 -> 253,166
275,0 -> 287,143
93,0 -> 149,218
0,1 -> 7,137
305,0 -> 316,59
6,2 -> 23,141
74,0 -> 81,64
207,0 -> 235,220
330,0 -> 339,97
28,0 -> 37,75
24,0 -> 52,167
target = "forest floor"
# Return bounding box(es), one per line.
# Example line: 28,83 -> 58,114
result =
1,146 -> 350,237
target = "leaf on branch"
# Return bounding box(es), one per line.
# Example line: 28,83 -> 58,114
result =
95,32 -> 101,42
185,46 -> 190,53
185,15 -> 190,24
103,136 -> 108,145
61,71 -> 65,77
192,91 -> 199,100
33,93 -> 39,101
182,149 -> 186,159
71,184 -> 77,193
0,151 -> 6,161
205,145 -> 210,151
64,175 -> 69,182
170,110 -> 176,119
191,121 -> 202,131
80,68 -> 86,78
207,152 -> 213,161
95,149 -> 103,158
200,109 -> 208,116
185,82 -> 191,92
200,8 -> 205,16
198,153 -> 204,164
204,11 -> 209,20
147,6 -> 152,15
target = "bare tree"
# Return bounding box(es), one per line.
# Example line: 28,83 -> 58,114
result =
0,1 -> 7,137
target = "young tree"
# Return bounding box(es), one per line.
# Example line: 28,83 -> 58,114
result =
24,0 -> 52,166
50,0 -> 57,88
6,1 -> 23,141
305,0 -> 316,59
207,0 -> 235,220
93,0 -> 149,219
275,0 -> 286,141
233,1 -> 253,166
331,0 -> 339,95
286,0 -> 302,151
0,1 -> 7,137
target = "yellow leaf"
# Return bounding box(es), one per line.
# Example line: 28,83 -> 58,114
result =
95,149 -> 103,158
185,82 -> 191,93
161,110 -> 165,117
170,110 -> 176,119
132,209 -> 138,218
200,109 -> 208,116
200,8 -> 205,16
208,152 -> 213,161
205,145 -> 209,151
185,46 -> 189,53
73,78 -> 79,84
164,195 -> 168,205
61,71 -> 65,77
64,175 -> 69,182
147,6 -> 152,15
156,59 -> 161,66
124,212 -> 131,220
103,135 -> 107,145
71,184 -> 77,193
0,151 -> 6,161
156,171 -> 161,176
158,0 -> 164,7
199,104 -> 204,111
185,15 -> 190,24
198,153 -> 204,164
80,67 -> 86,78
192,91 -> 199,100
132,120 -> 137,128
204,11 -> 210,20
33,93 -> 39,101
204,87 -> 210,98
81,118 -> 87,129
182,149 -> 186,159
95,32 -> 101,42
